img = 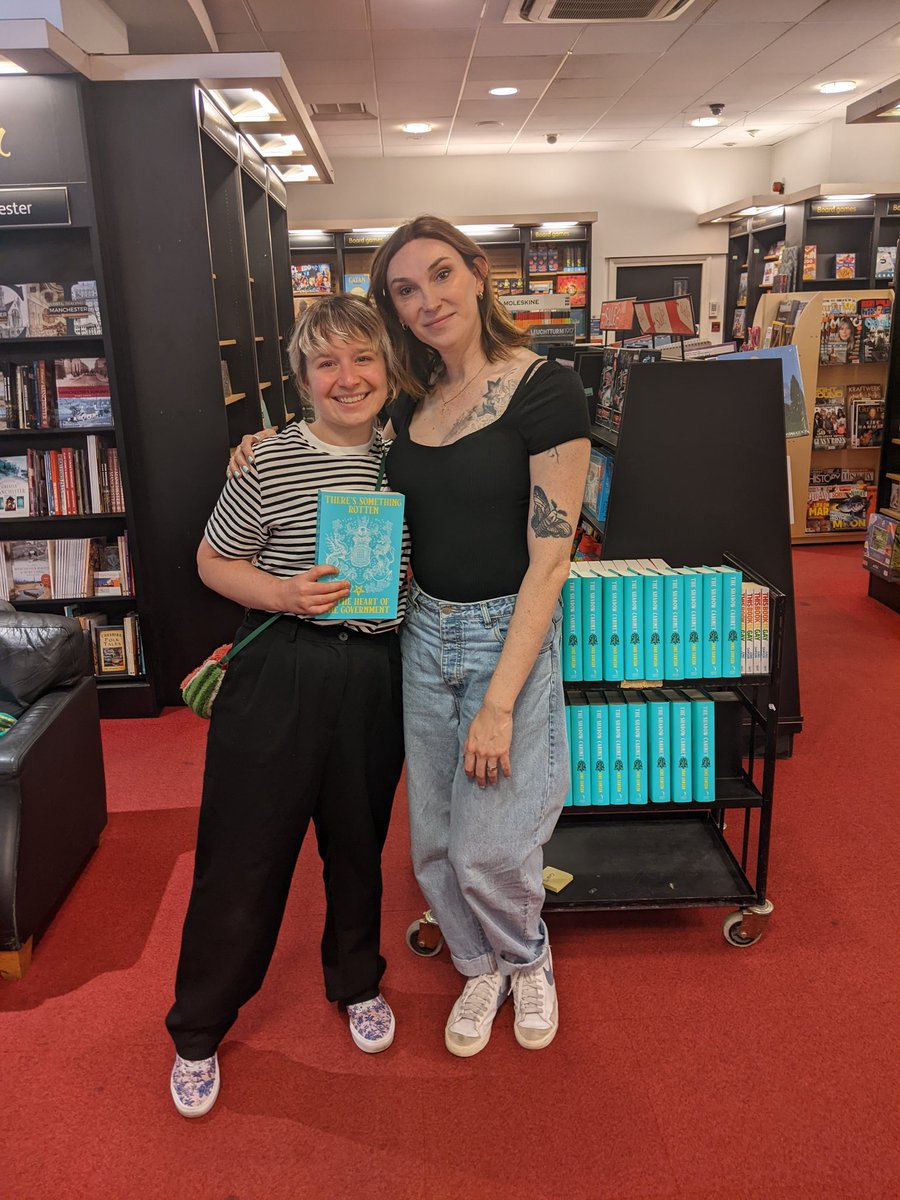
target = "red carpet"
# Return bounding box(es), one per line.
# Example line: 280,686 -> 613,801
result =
2,545 -> 898,1199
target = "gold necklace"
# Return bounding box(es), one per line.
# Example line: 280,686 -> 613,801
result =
438,358 -> 489,414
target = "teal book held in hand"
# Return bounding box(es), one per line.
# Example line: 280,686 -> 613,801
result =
315,488 -> 405,620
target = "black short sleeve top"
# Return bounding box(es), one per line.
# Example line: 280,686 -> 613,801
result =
386,359 -> 590,602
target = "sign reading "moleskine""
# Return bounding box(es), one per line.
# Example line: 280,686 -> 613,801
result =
0,186 -> 70,228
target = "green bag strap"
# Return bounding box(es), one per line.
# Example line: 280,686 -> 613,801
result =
221,445 -> 387,665
221,612 -> 282,665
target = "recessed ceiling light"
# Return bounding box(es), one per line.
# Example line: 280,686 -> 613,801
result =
821,193 -> 874,201
247,132 -> 304,157
401,122 -> 432,134
691,116 -> 721,127
818,81 -> 857,94
0,54 -> 26,74
489,87 -> 518,97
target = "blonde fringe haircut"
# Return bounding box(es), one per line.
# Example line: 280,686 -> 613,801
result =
286,294 -> 402,411
369,215 -> 531,403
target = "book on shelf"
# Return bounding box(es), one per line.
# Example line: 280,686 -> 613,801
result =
527,244 -> 560,274
567,692 -> 591,807
586,690 -> 609,806
95,625 -> 128,675
220,359 -> 232,398
570,562 -> 602,682
494,276 -> 524,296
54,358 -> 112,427
834,253 -> 856,280
314,488 -> 406,621
4,538 -> 51,600
627,698 -> 648,805
732,307 -> 746,339
889,478 -> 900,515
802,245 -> 817,281
813,387 -> 847,450
528,280 -> 554,295
661,689 -> 692,803
604,689 -> 629,805
847,386 -> 884,448
0,281 -> 101,339
874,246 -> 897,280
582,447 -> 614,523
863,513 -> 900,581
643,689 -> 671,803
761,261 -> 777,288
561,569 -> 583,682
736,272 -> 748,307
0,455 -> 30,517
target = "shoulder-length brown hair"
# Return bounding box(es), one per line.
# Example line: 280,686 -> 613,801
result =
369,215 -> 530,402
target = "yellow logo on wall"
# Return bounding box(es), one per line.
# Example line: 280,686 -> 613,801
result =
0,128 -> 10,158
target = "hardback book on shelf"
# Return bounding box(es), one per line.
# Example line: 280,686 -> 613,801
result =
802,245 -> 817,281
0,533 -> 134,601
0,357 -> 112,429
0,281 -> 101,339
16,439 -> 123,516
314,488 -> 406,621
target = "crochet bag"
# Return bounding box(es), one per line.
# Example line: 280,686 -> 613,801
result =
181,613 -> 281,718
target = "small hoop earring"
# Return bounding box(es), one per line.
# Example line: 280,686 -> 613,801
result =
400,322 -> 408,330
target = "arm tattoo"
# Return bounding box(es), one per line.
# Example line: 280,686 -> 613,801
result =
545,446 -> 560,462
530,484 -> 573,538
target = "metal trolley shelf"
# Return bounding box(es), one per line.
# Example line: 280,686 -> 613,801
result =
543,553 -> 785,948
406,554 -> 785,956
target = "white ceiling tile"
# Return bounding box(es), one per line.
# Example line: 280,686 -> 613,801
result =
530,97 -> 614,120
806,0 -> 900,27
310,119 -> 380,139
698,0 -> 823,21
449,127 -> 518,143
328,146 -> 383,158
823,47 -> 900,78
543,78 -> 627,101
750,23 -> 894,73
370,29 -> 476,58
212,31 -> 267,52
249,0 -> 369,32
377,58 -> 469,84
593,112 -> 672,126
289,58 -> 375,85
522,115 -> 598,133
473,24 -> 583,57
371,0 -> 485,30
572,24 -> 686,54
319,133 -> 383,149
462,80 -> 546,101
301,83 -> 378,107
274,30 -> 373,58
467,56 -> 564,82
574,139 -> 642,150
446,143 -> 512,155
376,83 -> 460,114
385,144 -> 450,157
559,53 -> 661,80
456,99 -> 536,122
205,0 -> 260,35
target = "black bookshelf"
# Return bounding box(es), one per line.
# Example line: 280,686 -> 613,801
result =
588,358 -> 802,751
0,75 -> 158,718
866,234 -> 900,614
83,78 -> 294,706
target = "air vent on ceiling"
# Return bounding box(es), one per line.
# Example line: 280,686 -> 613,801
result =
309,102 -> 375,121
506,0 -> 696,20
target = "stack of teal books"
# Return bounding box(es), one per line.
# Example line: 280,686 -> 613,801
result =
561,558 -> 758,683
564,688 -> 718,808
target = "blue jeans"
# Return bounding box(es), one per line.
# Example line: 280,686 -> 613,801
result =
401,579 -> 568,978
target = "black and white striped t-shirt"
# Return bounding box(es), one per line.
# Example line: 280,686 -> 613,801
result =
205,421 -> 409,634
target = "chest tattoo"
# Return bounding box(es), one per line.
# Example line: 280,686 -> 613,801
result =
442,372 -> 518,444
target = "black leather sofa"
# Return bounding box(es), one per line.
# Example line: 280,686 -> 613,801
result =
0,608 -> 107,979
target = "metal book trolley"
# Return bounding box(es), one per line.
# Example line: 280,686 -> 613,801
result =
406,553 -> 785,955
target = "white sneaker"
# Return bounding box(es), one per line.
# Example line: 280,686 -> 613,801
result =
444,971 -> 510,1058
511,948 -> 558,1050
170,1053 -> 220,1117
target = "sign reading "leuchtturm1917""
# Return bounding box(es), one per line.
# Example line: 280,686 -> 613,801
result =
0,186 -> 70,228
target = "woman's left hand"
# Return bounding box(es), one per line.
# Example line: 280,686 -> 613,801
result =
464,701 -> 513,788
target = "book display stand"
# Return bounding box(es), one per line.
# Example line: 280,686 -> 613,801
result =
751,289 -> 894,545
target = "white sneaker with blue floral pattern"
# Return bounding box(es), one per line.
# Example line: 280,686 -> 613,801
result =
170,1053 -> 220,1117
346,994 -> 395,1053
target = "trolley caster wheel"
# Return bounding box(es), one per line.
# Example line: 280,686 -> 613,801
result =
722,899 -> 774,948
406,913 -> 444,957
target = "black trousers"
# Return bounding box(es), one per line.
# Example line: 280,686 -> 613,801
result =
165,613 -> 404,1060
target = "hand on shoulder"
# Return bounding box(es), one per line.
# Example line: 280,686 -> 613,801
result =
228,426 -> 277,479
